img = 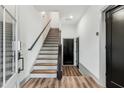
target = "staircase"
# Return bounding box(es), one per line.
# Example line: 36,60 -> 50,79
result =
30,29 -> 60,78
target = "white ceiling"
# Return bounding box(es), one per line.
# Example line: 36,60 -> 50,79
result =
34,5 -> 89,25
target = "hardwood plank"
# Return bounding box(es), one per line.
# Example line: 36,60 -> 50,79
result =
22,79 -> 33,88
22,66 -> 101,88
39,78 -> 46,88
84,76 -> 94,87
31,70 -> 57,74
63,66 -> 82,76
34,78 -> 43,88
28,78 -> 39,88
87,76 -> 101,88
34,63 -> 57,66
81,76 -> 90,88
22,77 -> 101,88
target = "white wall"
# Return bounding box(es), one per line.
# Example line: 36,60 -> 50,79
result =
4,5 -> 16,17
17,5 -> 50,83
61,24 -> 77,66
0,6 -> 16,23
77,5 -> 105,85
99,6 -> 108,86
50,12 -> 60,28
61,24 -> 77,38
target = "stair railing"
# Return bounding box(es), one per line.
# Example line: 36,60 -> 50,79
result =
28,20 -> 51,51
57,30 -> 62,80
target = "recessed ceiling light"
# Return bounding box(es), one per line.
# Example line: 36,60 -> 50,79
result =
41,11 -> 46,15
69,15 -> 73,19
64,15 -> 74,21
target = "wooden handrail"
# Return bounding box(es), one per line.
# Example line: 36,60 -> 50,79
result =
28,20 -> 51,51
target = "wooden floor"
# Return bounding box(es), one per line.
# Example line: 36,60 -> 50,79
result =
22,66 -> 101,88
62,66 -> 82,76
31,70 -> 56,74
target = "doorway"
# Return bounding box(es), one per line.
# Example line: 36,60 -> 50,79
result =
63,39 -> 74,65
0,6 -> 18,88
106,5 -> 124,87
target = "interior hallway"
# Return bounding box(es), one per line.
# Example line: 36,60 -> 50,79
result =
22,66 -> 101,88
0,5 -> 108,88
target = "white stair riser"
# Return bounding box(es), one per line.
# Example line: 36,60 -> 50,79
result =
33,66 -> 57,70
38,55 -> 57,58
30,74 -> 57,78
36,60 -> 57,63
39,51 -> 58,54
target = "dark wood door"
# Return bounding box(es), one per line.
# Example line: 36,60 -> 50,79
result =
106,6 -> 124,87
76,37 -> 79,68
63,39 -> 74,65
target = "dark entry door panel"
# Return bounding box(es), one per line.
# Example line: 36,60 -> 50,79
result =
106,6 -> 124,87
63,39 -> 74,65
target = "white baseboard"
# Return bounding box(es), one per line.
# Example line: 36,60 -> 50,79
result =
79,63 -> 105,87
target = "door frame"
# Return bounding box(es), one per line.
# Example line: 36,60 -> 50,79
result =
62,38 -> 74,66
105,5 -> 124,88
99,5 -> 117,87
1,5 -> 18,88
100,5 -> 122,87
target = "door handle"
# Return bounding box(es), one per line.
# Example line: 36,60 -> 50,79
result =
18,52 -> 24,73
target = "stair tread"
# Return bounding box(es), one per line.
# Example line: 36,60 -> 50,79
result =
39,53 -> 58,55
44,42 -> 59,44
46,38 -> 58,39
47,36 -> 59,37
35,60 -> 57,63
44,41 -> 59,42
46,35 -> 59,36
37,58 -> 57,60
42,46 -> 58,49
40,49 -> 58,51
34,63 -> 57,66
43,45 -> 58,47
47,38 -> 59,39
31,70 -> 57,74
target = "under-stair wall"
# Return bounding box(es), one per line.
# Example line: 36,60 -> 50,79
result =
17,6 -> 51,83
